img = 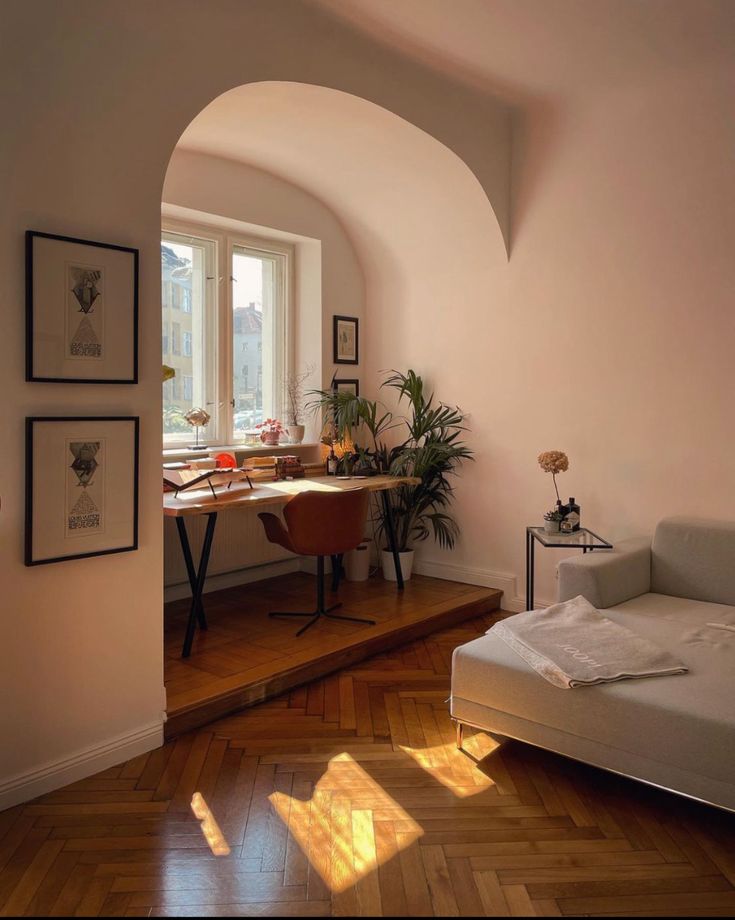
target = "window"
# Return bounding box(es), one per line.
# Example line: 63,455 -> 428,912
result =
161,224 -> 291,447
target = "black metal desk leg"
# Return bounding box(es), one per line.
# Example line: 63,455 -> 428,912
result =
381,490 -> 404,590
175,516 -> 207,630
180,512 -> 218,659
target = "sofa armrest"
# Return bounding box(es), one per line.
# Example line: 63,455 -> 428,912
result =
558,537 -> 651,608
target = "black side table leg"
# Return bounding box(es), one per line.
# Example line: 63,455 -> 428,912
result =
526,529 -> 535,611
382,490 -> 404,590
525,528 -> 531,611
180,512 -> 218,659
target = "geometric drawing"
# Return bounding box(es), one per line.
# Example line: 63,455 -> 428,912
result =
67,440 -> 103,533
69,441 -> 99,487
66,264 -> 104,361
69,267 -> 102,314
68,489 -> 100,531
69,316 -> 102,359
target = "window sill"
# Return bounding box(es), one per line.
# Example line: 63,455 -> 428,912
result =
162,442 -> 321,463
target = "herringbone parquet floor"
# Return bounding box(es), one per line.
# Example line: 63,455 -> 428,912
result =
2,611 -> 735,917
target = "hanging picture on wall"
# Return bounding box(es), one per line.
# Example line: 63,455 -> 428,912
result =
332,377 -> 360,397
333,314 -> 359,365
26,230 -> 139,383
25,416 -> 139,566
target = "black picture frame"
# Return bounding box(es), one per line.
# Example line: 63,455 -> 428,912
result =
26,230 -> 139,384
333,314 -> 359,365
25,416 -> 140,566
332,377 -> 360,397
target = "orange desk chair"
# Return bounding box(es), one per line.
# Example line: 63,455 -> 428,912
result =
258,488 -> 376,637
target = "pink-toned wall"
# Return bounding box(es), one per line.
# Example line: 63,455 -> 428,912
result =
0,0 -> 510,807
376,54 -> 735,606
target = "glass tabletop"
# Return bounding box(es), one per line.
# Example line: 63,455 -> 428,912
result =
527,526 -> 612,549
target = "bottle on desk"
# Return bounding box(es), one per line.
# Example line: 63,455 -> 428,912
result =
560,497 -> 581,532
326,446 -> 339,476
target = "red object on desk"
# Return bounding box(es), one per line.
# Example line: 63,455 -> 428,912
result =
214,451 -> 236,469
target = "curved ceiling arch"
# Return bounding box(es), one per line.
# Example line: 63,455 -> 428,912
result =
174,81 -> 507,272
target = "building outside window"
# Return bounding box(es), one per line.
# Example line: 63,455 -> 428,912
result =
161,226 -> 291,446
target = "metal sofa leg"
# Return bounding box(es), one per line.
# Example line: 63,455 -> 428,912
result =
455,720 -> 464,751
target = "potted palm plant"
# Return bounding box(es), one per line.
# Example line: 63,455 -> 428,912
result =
309,369 -> 472,581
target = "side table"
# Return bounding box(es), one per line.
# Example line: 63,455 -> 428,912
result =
526,526 -> 613,610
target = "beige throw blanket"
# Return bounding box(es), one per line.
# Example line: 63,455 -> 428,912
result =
490,595 -> 688,689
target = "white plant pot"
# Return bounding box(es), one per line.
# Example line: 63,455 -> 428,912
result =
381,548 -> 415,582
544,520 -> 561,534
287,424 -> 305,444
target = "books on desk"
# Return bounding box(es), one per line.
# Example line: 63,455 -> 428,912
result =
163,464 -> 254,497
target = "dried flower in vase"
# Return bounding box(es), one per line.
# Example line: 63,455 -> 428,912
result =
538,450 -> 569,504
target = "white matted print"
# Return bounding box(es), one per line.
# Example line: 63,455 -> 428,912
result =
333,314 -> 359,365
26,417 -> 139,565
26,231 -> 138,383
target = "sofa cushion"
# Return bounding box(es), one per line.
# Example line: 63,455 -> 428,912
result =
652,516 -> 735,606
451,593 -> 735,786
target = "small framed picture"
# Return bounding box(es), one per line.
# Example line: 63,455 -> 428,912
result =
26,230 -> 138,383
26,416 -> 139,566
333,315 -> 359,365
333,377 -> 359,397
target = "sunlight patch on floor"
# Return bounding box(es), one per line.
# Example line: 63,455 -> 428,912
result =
398,735 -> 503,797
269,753 -> 422,892
191,792 -> 231,856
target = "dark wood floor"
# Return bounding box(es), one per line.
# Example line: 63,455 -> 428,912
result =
2,604 -> 735,916
164,572 -> 501,737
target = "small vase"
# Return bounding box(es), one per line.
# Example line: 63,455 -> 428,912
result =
260,430 -> 280,446
287,424 -> 305,444
543,520 -> 560,534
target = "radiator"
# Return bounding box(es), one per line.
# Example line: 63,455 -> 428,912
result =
164,500 -> 293,588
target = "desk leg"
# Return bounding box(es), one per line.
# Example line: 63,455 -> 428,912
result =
179,512 -> 218,659
382,490 -> 404,590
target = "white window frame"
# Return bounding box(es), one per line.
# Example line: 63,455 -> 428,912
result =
162,218 -> 293,449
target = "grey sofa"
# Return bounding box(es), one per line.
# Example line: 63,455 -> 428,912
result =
450,517 -> 735,811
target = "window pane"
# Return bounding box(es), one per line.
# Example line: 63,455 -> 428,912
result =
232,248 -> 278,434
161,236 -> 214,442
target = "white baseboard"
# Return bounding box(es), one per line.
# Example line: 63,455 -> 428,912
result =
411,559 -> 552,612
164,558 -> 300,603
0,719 -> 164,811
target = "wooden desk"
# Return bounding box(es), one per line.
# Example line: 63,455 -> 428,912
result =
164,474 -> 419,657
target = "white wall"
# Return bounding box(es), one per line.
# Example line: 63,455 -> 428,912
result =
0,0 -> 510,806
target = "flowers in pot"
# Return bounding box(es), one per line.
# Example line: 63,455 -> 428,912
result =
538,450 -> 569,505
255,418 -> 285,446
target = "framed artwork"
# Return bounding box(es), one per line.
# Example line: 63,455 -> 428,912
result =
25,416 -> 139,566
26,230 -> 139,383
333,314 -> 359,365
333,377 -> 359,397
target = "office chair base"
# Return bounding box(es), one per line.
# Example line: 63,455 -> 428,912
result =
269,603 -> 377,637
